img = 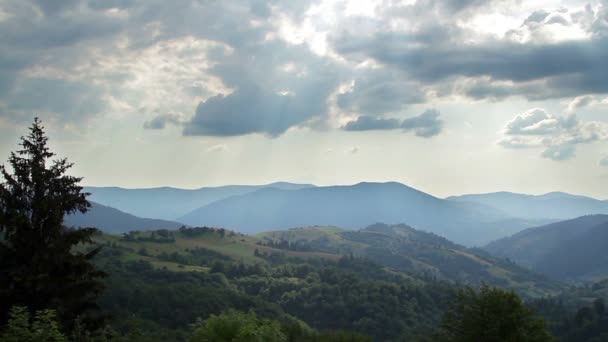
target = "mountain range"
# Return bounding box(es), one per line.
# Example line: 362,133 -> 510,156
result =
78,182 -> 608,246
178,182 -> 539,246
483,215 -> 608,282
447,191 -> 608,220
84,182 -> 314,220
64,202 -> 184,234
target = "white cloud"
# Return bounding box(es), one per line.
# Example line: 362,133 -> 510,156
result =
567,95 -> 596,112
500,108 -> 608,161
206,144 -> 229,152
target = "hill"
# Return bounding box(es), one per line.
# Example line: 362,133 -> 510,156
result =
64,202 -> 185,233
93,226 -> 458,340
534,222 -> 608,282
94,224 -> 562,298
484,215 -> 608,282
257,223 -> 562,297
447,191 -> 608,220
178,182 -> 541,246
84,182 -> 314,220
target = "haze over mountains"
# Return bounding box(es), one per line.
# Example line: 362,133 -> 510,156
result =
66,180 -> 608,284
178,182 -> 536,246
64,202 -> 184,234
78,181 -> 608,246
84,182 -> 314,220
484,215 -> 608,282
448,192 -> 608,220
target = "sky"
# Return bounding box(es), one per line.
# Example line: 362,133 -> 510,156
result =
1,0 -> 608,198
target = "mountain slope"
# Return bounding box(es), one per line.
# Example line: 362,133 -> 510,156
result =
484,215 -> 608,282
533,222 -> 608,281
258,223 -> 562,297
447,191 -> 608,220
178,182 -> 538,246
84,182 -> 314,220
65,202 -> 185,234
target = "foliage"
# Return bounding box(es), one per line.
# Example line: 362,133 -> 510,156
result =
537,297 -> 608,342
94,238 -> 453,341
0,118 -> 106,330
190,311 -> 286,342
1,306 -> 66,342
437,284 -> 554,342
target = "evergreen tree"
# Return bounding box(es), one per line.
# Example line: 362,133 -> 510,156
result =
0,118 -> 106,330
437,284 -> 554,342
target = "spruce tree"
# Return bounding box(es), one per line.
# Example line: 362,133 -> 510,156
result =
0,118 -> 106,331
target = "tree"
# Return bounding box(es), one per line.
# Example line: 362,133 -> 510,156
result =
1,306 -> 67,342
437,284 -> 554,342
0,118 -> 106,330
190,311 -> 286,342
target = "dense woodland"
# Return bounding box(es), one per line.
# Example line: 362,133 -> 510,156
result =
1,120 -> 608,341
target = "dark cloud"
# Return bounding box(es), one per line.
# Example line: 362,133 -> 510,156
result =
401,109 -> 443,137
332,1 -> 608,100
182,36 -> 343,137
342,116 -> 401,131
337,70 -> 426,115
3,78 -> 106,122
341,109 -> 444,138
334,34 -> 608,85
184,86 -> 318,137
143,113 -> 184,130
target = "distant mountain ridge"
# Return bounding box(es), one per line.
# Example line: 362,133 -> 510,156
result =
178,182 -> 539,246
483,215 -> 608,282
64,202 -> 185,234
447,191 -> 608,220
84,182 -> 315,220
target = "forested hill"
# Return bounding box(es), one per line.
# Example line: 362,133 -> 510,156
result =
95,223 -> 562,299
89,224 -> 573,340
258,223 -> 562,297
484,215 -> 608,282
94,226 -> 454,341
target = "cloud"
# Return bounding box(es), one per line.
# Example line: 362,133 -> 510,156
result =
331,3 -> 608,101
499,108 -> 608,160
567,95 -> 596,112
401,109 -> 444,137
206,144 -> 228,152
1,0 -> 608,142
348,147 -> 359,154
3,77 -> 107,123
341,109 -> 444,137
181,35 -> 344,137
337,70 -> 426,115
541,144 -> 576,160
504,108 -> 563,135
342,116 -> 401,131
143,112 -> 185,129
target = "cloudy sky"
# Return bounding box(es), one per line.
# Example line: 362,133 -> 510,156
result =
1,0 -> 608,198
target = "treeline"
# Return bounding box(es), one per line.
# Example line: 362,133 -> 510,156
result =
95,244 -> 454,341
